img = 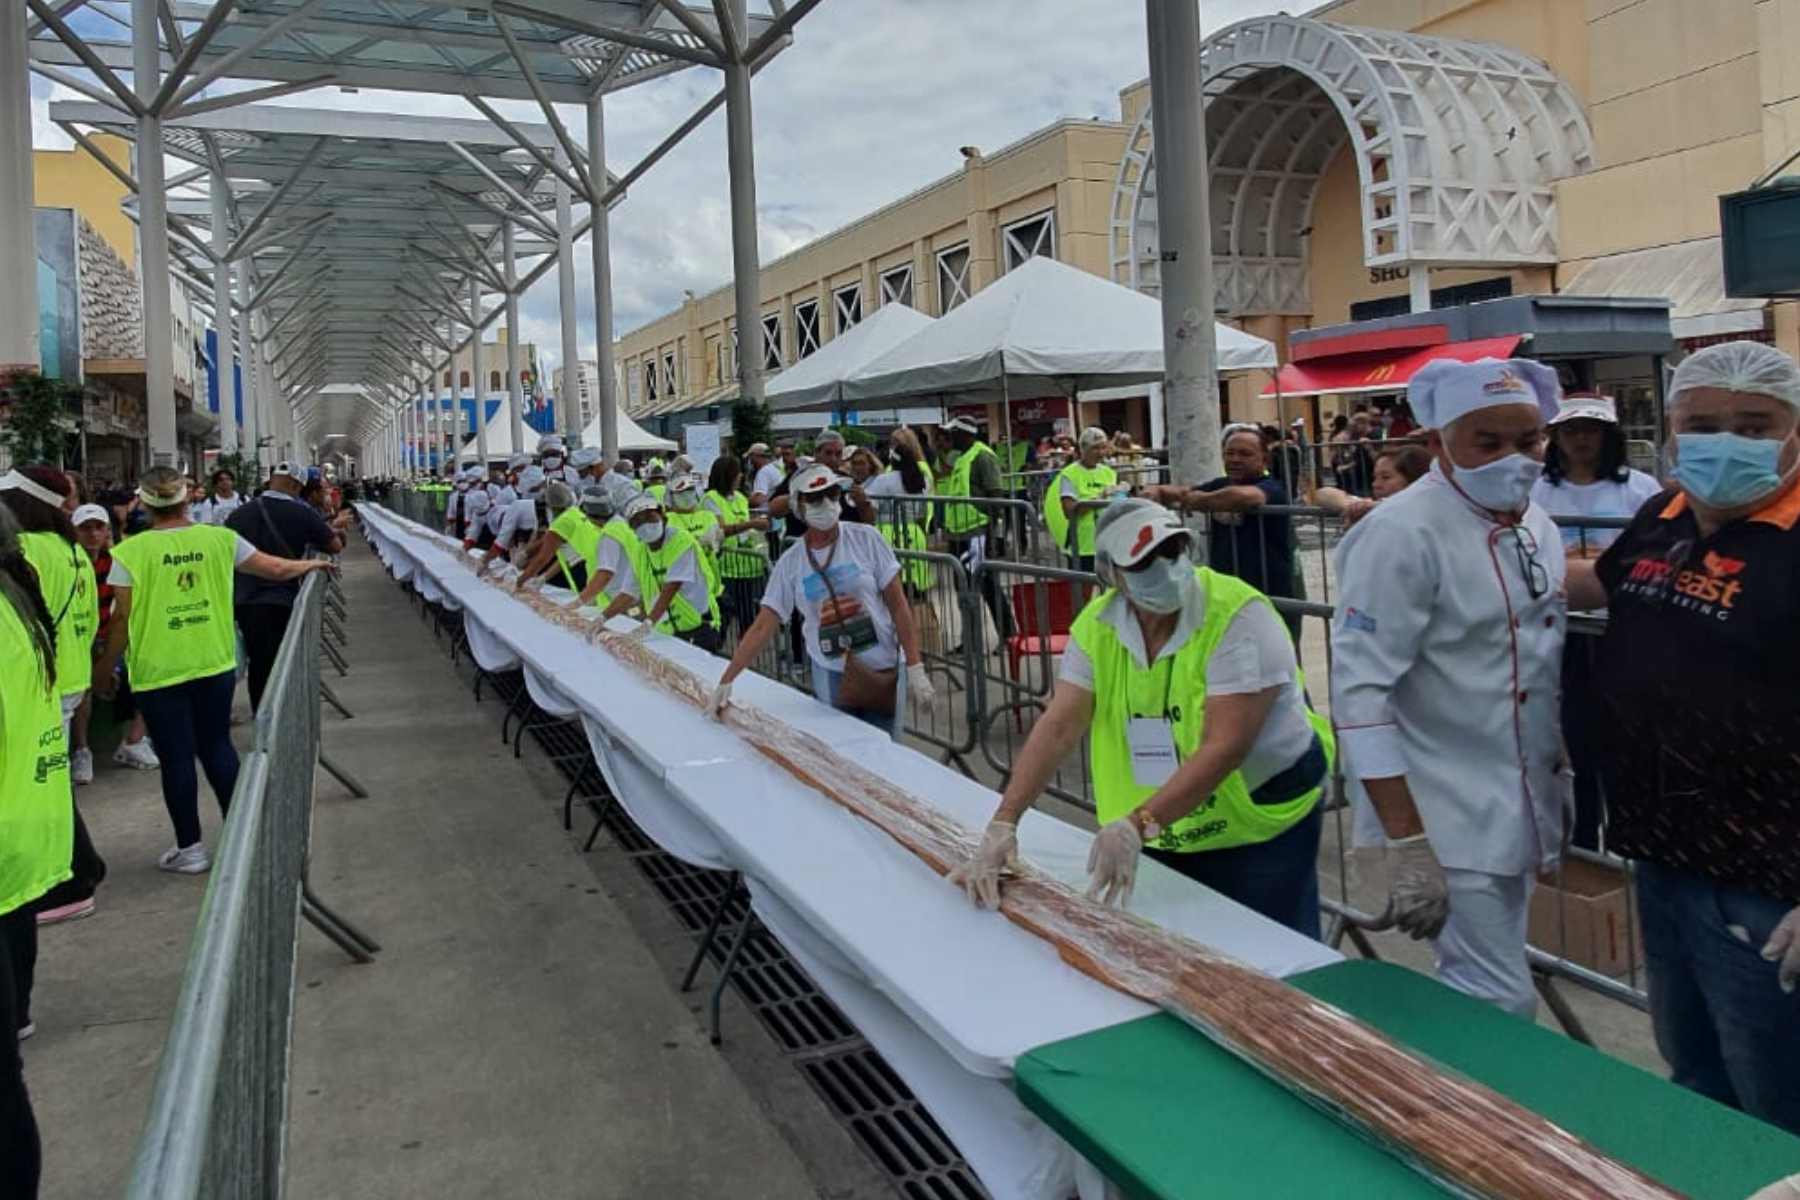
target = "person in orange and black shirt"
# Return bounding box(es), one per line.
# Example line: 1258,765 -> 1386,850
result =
1568,341 -> 1800,1136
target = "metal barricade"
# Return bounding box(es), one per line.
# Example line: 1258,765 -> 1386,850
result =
124,572 -> 376,1200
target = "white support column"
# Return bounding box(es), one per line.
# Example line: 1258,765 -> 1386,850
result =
587,90 -> 620,461
554,162 -> 580,448
1145,0 -> 1222,487
136,0 -> 178,464
471,276 -> 488,466
0,3 -> 40,372
1409,264 -> 1432,313
504,220 -> 525,453
722,10 -> 764,406
210,171 -> 237,453
238,296 -> 259,462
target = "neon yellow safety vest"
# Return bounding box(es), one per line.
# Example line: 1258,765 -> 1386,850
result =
668,508 -> 724,598
584,517 -> 647,610
110,524 -> 241,692
1070,567 -> 1334,853
548,506 -> 599,591
1043,462 -> 1119,557
646,483 -> 666,502
706,488 -> 766,580
641,526 -> 720,634
21,531 -> 97,698
0,601 -> 72,914
873,487 -> 933,594
943,440 -> 996,535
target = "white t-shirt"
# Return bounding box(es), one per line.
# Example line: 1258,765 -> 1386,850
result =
751,462 -> 786,503
198,493 -> 244,524
109,529 -> 256,585
1529,469 -> 1662,553
1059,589 -> 1315,791
865,469 -> 929,498
761,523 -> 901,671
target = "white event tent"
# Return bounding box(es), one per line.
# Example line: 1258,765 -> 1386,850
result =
456,404 -> 542,464
765,303 -> 936,413
579,409 -> 678,454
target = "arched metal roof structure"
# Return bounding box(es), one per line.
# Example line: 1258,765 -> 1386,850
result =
1111,14 -> 1594,316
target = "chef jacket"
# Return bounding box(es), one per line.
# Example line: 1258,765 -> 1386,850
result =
1329,464 -> 1568,876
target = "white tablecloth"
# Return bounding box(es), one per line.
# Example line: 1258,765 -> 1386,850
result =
360,503 -> 1340,1200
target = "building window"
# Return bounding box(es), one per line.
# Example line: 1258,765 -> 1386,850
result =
833,283 -> 863,334
442,371 -> 452,388
794,299 -> 822,358
489,370 -> 502,392
1001,211 -> 1055,271
761,312 -> 783,371
880,264 -> 913,308
710,337 -> 725,387
643,360 -> 658,402
730,325 -> 739,376
937,244 -> 972,312
458,370 -> 471,389
662,351 -> 677,399
628,365 -> 642,407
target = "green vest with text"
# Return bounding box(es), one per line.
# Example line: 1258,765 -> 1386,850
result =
642,526 -> 719,633
21,531 -> 97,697
873,488 -> 932,593
943,441 -> 995,535
706,489 -> 766,580
111,524 -> 241,691
0,602 -> 72,915
1070,567 -> 1333,853
1043,462 -> 1118,557
668,508 -> 725,598
549,506 -> 599,591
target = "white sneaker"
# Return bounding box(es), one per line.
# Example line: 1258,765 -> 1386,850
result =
70,747 -> 93,785
157,843 -> 210,874
113,740 -> 161,771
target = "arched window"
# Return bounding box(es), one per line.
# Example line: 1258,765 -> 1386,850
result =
458,370 -> 471,389
442,372 -> 452,388
489,370 -> 502,391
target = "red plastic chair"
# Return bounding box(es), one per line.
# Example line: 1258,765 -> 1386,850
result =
1005,581 -> 1078,727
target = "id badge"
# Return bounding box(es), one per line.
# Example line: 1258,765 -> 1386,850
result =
1125,717 -> 1178,788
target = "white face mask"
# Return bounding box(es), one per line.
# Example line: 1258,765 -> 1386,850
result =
1119,555 -> 1192,614
670,490 -> 699,512
635,520 -> 664,545
802,499 -> 840,532
1449,452 -> 1542,515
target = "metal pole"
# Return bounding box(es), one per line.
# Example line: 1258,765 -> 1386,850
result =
240,297 -> 259,460
554,161 -> 580,446
722,7 -> 764,406
587,89 -> 620,461
504,220 -> 525,453
471,276 -> 489,466
136,0 -> 178,465
0,3 -> 40,372
210,170 -> 237,453
1145,0 -> 1221,486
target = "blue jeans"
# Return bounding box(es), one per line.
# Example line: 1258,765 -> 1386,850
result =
1146,801 -> 1323,939
1637,860 -> 1800,1134
811,660 -> 906,741
135,669 -> 240,849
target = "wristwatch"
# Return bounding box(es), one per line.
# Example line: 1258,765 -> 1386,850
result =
1130,807 -> 1163,842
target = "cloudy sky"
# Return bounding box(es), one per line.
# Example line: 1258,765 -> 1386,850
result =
32,0 -> 1290,382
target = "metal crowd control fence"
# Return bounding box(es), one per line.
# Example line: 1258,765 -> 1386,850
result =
124,571 -> 377,1200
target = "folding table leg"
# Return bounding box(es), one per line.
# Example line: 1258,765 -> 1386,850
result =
681,872 -> 743,993
709,908 -> 757,1047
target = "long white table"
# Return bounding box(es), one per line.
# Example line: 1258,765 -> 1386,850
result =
360,503 -> 1340,1200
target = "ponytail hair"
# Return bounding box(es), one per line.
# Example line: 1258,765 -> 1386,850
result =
0,503 -> 56,691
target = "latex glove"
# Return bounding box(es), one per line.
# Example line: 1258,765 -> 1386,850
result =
907,663 -> 936,718
623,619 -> 654,644
519,575 -> 545,594
1085,817 -> 1143,909
704,681 -> 731,722
1761,906 -> 1800,994
947,819 -> 1018,909
1385,835 -> 1450,940
1748,1174 -> 1800,1200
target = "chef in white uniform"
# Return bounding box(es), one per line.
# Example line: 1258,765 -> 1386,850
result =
482,464 -> 543,572
486,455 -> 527,540
1329,356 -> 1570,1016
538,436 -> 582,488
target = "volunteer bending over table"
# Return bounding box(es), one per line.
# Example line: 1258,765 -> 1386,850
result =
708,464 -> 935,739
510,480 -> 590,593
952,500 -> 1334,936
1566,341 -> 1800,1135
591,494 -> 722,653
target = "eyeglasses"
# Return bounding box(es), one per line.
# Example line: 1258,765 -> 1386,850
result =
802,489 -> 841,507
1506,525 -> 1549,600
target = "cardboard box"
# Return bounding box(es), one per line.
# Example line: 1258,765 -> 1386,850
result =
1529,858 -> 1642,978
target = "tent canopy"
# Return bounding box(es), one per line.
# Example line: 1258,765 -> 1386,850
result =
765,303 -> 935,413
580,408 -> 678,454
456,405 -> 541,464
840,257 -> 1277,406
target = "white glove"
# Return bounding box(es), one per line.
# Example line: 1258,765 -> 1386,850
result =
907,663 -> 936,719
1085,817 -> 1142,908
1761,906 -> 1800,994
701,523 -> 724,553
623,619 -> 654,643
1748,1174 -> 1800,1200
704,681 -> 731,721
519,575 -> 545,593
1385,835 -> 1450,940
947,819 -> 1018,909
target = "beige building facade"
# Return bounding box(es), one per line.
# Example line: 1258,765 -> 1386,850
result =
616,0 -> 1800,443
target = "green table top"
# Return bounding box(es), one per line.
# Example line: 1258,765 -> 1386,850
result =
1015,959 -> 1800,1200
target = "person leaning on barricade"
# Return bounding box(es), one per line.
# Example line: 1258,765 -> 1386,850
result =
708,464 -> 934,740
93,467 -> 335,876
703,453 -> 771,641
1314,443 -> 1430,527
1564,340 -> 1800,1135
949,500 -> 1333,934
1329,357 -> 1570,1017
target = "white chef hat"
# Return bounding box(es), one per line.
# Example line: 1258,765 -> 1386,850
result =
1671,341 -> 1800,411
1407,357 -> 1560,431
569,446 -> 604,469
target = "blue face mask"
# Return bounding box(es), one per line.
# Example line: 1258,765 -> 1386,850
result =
1673,432 -> 1786,510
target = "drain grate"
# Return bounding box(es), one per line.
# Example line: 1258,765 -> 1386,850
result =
414,589 -> 991,1200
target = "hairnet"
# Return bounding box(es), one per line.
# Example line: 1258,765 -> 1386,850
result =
578,486 -> 614,519
1671,341 -> 1800,411
545,481 -> 576,513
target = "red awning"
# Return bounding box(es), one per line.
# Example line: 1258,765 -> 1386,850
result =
1262,336 -> 1523,398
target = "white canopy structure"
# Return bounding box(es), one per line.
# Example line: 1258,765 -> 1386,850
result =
765,303 -> 935,413
456,404 -> 542,464
579,409 -> 677,454
839,257 -> 1277,406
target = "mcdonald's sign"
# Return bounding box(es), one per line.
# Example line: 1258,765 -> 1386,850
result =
1364,363 -> 1398,383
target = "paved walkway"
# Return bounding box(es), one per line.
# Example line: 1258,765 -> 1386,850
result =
28,542 -> 835,1200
